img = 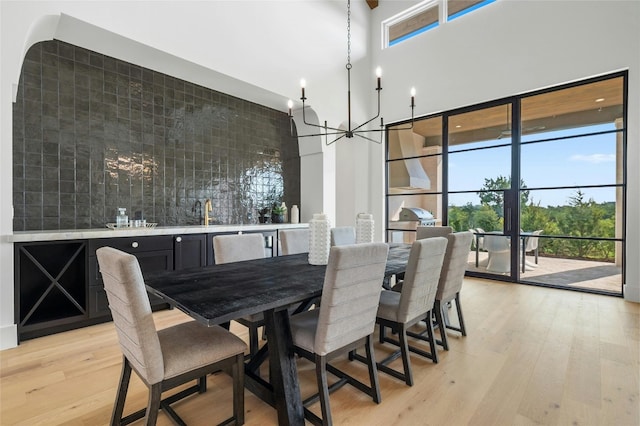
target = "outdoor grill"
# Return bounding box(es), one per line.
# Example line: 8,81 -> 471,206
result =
398,207 -> 436,227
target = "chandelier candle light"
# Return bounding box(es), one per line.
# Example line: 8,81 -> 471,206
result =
288,0 -> 415,145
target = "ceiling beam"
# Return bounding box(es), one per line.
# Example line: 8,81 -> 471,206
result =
366,0 -> 379,10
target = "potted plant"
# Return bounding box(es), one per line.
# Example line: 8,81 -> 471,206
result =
271,205 -> 286,223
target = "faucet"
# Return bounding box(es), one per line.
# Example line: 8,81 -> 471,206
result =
204,199 -> 213,226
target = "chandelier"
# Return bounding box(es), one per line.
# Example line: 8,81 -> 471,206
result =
288,0 -> 415,145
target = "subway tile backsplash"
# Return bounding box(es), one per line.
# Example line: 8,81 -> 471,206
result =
13,40 -> 300,231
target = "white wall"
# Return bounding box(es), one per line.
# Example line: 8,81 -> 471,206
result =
367,0 -> 640,302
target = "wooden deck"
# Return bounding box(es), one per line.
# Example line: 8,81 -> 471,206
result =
467,252 -> 622,294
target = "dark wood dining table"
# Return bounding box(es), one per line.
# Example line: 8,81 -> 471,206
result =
144,244 -> 410,426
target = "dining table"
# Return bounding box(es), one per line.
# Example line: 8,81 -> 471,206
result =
144,244 -> 411,426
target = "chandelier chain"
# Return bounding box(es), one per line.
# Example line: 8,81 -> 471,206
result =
347,0 -> 351,69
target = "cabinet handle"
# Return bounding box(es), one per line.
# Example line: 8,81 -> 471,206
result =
131,242 -> 139,248
176,236 -> 182,243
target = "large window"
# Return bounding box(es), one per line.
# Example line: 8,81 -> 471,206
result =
386,72 -> 626,295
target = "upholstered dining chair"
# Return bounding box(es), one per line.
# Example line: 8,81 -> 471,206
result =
280,228 -> 310,255
213,233 -> 265,264
289,242 -> 389,426
212,233 -> 266,356
362,237 -> 447,386
416,225 -> 453,239
428,231 -> 474,350
96,247 -> 246,426
330,226 -> 356,246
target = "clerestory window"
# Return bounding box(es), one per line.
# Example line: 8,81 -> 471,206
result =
383,0 -> 497,48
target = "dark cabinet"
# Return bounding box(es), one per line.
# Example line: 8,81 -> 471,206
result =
88,236 -> 174,319
14,227 -> 289,341
14,240 -> 88,341
174,234 -> 207,270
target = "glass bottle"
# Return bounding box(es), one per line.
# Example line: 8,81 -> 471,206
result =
116,208 -> 128,228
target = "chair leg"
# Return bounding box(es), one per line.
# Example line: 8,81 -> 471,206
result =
145,383 -> 162,426
454,294 -> 467,336
198,376 -> 207,393
379,324 -> 386,344
315,355 -> 333,426
425,310 -> 439,364
397,324 -> 413,386
364,335 -> 382,403
434,301 -> 449,351
111,356 -> 132,426
233,353 -> 245,425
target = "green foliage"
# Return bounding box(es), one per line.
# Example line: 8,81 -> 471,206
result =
448,186 -> 617,262
477,175 -> 530,217
271,204 -> 286,215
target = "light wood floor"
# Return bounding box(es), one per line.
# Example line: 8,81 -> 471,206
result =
1,278 -> 638,425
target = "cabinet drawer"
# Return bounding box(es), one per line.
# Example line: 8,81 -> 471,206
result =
89,284 -> 169,319
89,235 -> 173,254
89,249 -> 174,286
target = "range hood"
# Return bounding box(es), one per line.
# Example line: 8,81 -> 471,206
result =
388,130 -> 431,190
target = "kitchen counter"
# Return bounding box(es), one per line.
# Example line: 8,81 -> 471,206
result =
7,223 -> 308,243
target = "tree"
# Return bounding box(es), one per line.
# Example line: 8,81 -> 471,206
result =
561,190 -> 606,258
477,175 -> 530,217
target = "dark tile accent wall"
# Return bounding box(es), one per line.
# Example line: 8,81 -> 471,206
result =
13,40 -> 300,231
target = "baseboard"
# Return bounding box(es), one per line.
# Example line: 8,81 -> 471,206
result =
623,283 -> 640,303
0,324 -> 18,350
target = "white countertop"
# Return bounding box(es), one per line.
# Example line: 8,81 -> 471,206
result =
7,223 -> 309,243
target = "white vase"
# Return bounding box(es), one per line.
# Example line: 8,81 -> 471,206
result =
308,213 -> 331,265
290,205 -> 299,224
356,213 -> 374,244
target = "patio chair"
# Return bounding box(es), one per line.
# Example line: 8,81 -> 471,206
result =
483,234 -> 510,274
524,229 -> 543,267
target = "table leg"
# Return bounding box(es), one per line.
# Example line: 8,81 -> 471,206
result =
263,308 -> 305,426
475,237 -> 479,267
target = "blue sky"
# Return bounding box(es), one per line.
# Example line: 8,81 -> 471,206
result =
448,123 -> 618,207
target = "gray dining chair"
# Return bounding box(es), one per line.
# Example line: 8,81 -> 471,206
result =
213,233 -> 265,264
427,231 -> 474,350
330,226 -> 356,246
280,228 -> 310,255
356,237 -> 447,386
416,225 -> 453,239
289,242 -> 389,426
213,233 -> 266,356
96,247 -> 246,426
